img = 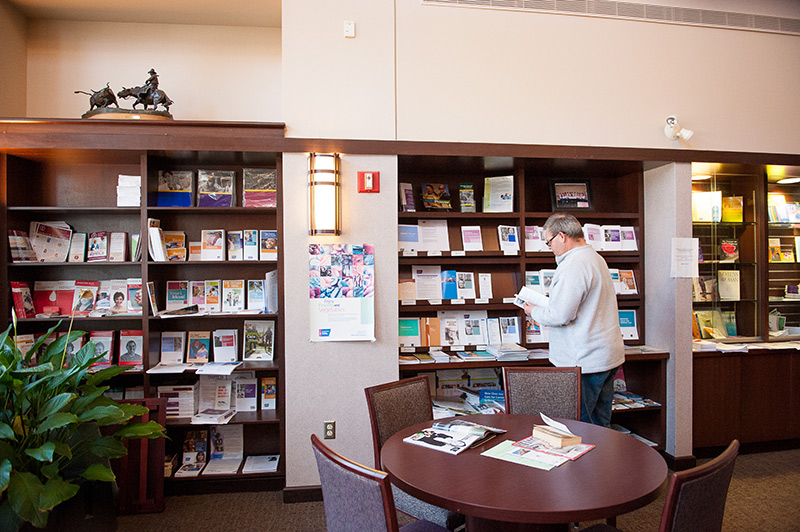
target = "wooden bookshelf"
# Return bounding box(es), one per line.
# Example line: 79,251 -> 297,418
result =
0,119 -> 286,493
396,154 -> 665,449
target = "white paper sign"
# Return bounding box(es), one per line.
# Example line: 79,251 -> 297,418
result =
670,237 -> 699,278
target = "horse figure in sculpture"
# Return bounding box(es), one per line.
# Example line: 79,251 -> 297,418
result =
117,85 -> 174,112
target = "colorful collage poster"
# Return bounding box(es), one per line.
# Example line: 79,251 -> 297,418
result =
308,243 -> 375,342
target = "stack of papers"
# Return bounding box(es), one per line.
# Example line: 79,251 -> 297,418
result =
428,350 -> 451,363
158,384 -> 199,420
612,392 -> 660,410
455,350 -> 496,362
191,408 -> 235,425
692,339 -> 717,351
527,348 -> 549,359
117,174 -> 141,207
195,361 -> 242,375
486,343 -> 529,361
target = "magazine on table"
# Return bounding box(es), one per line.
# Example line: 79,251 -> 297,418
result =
403,419 -> 506,455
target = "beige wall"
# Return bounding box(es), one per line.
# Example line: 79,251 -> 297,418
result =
394,2 -> 800,153
282,152 -> 399,487
0,0 -> 27,117
26,19 -> 281,121
281,1 -> 396,140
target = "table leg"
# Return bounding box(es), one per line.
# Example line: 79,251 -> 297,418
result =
465,516 -> 569,532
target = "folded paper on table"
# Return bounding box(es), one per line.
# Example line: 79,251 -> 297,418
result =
480,440 -> 556,471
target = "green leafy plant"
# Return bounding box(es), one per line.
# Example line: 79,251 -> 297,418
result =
0,319 -> 166,530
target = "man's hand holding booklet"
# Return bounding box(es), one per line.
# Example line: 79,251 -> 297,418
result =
514,285 -> 549,309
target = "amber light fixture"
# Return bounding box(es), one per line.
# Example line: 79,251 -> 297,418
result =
308,153 -> 341,236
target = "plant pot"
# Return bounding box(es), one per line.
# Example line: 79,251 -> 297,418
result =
21,481 -> 117,532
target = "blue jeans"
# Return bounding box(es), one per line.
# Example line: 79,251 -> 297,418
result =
581,367 -> 618,427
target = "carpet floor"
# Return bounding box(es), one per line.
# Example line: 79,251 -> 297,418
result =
116,448 -> 800,531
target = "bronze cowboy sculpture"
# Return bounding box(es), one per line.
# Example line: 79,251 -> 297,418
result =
117,69 -> 174,112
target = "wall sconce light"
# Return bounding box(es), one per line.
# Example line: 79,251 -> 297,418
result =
664,116 -> 694,141
308,153 -> 341,236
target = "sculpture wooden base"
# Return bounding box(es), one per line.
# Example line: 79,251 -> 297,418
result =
82,108 -> 173,120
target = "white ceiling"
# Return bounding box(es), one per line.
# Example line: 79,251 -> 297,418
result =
7,0 -> 282,28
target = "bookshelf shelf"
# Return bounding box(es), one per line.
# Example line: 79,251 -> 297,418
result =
400,303 -> 516,312
9,261 -> 142,267
166,470 -> 282,481
147,207 -> 277,215
399,211 -> 518,220
165,410 -> 279,427
8,206 -> 141,214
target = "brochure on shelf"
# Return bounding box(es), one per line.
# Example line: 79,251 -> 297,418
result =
417,219 -> 450,252
412,265 -> 443,300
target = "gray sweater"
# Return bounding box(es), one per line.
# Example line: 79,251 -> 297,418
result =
529,244 -> 625,374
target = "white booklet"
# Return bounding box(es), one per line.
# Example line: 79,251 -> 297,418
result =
411,265 -> 443,301
514,285 -> 550,308
242,454 -> 280,474
498,225 -> 520,253
418,219 -> 450,252
483,175 -> 514,212
460,226 -> 483,252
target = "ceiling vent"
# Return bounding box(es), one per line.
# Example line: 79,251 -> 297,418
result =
422,0 -> 800,36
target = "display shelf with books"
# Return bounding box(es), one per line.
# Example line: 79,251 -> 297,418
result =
766,166 -> 800,337
396,154 -> 664,449
691,163 -> 761,341
1,120 -> 286,494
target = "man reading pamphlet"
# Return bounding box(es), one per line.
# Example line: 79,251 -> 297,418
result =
522,213 -> 625,428
403,419 -> 506,455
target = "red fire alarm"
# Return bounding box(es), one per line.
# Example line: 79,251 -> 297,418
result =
357,171 -> 380,193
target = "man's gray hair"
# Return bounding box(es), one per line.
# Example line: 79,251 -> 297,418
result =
543,213 -> 584,239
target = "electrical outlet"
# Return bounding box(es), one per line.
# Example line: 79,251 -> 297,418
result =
324,421 -> 336,439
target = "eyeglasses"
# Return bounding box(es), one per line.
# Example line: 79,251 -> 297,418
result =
545,232 -> 561,247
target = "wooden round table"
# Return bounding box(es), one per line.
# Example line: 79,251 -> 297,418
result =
381,414 -> 668,531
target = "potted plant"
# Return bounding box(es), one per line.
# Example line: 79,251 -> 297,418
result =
0,318 -> 166,530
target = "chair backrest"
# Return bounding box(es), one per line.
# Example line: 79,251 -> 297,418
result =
503,366 -> 581,420
311,434 -> 399,532
364,376 -> 434,469
659,439 -> 739,532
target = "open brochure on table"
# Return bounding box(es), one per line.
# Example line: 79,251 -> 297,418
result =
511,413 -> 594,462
403,419 -> 507,455
512,435 -> 594,461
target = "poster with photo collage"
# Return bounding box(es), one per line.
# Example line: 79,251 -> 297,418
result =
308,244 -> 375,342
